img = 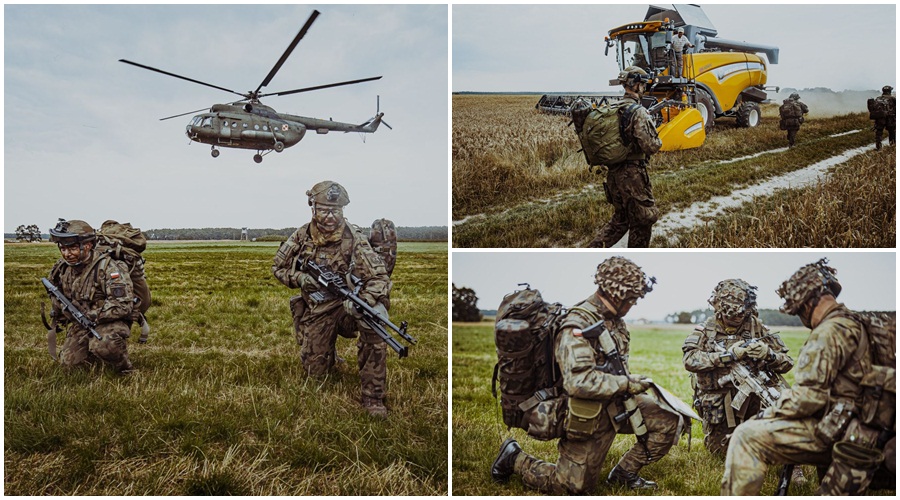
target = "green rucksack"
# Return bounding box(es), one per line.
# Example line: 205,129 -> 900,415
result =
867,97 -> 891,120
368,218 -> 397,277
855,311 -> 895,432
97,220 -> 151,315
575,101 -> 641,168
491,284 -> 565,434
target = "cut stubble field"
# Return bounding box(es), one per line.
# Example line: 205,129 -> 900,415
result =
452,94 -> 895,247
4,241 -> 448,495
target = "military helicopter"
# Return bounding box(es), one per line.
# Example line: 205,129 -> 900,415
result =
120,9 -> 390,163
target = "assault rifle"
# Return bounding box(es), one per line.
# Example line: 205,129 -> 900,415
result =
579,321 -> 649,445
714,335 -> 787,411
40,277 -> 102,340
301,260 -> 416,358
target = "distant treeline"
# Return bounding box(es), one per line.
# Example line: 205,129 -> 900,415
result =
142,226 -> 447,242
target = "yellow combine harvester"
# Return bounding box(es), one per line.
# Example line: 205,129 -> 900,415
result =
537,4 -> 779,151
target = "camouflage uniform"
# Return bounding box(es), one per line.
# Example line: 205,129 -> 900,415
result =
873,86 -> 896,150
779,94 -> 809,147
506,257 -> 680,493
722,260 -> 886,495
589,68 -> 663,249
48,220 -> 135,373
683,280 -> 794,456
272,181 -> 392,415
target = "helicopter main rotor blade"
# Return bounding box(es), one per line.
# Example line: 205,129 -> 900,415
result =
260,76 -> 382,98
119,59 -> 247,99
255,9 -> 320,95
159,107 -> 212,121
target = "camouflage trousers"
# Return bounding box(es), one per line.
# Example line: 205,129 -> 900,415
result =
59,321 -> 131,372
874,118 -> 896,148
701,395 -> 760,457
294,302 -> 387,400
515,392 -> 680,494
786,127 -> 800,147
590,162 -> 659,248
722,416 -> 834,495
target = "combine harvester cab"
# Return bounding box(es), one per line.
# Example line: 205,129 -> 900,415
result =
538,4 -> 779,152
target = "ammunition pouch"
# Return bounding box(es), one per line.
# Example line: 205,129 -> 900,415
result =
815,400 -> 857,444
859,365 -> 896,431
565,397 -> 604,441
519,389 -> 567,441
698,392 -> 727,426
817,440 -> 884,495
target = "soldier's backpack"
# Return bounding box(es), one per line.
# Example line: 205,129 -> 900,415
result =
867,97 -> 891,120
491,284 -> 565,435
368,218 -> 397,276
855,311 -> 896,432
96,220 -> 151,315
780,99 -> 803,119
575,101 -> 641,168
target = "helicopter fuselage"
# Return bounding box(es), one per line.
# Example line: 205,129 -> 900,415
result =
186,103 -> 306,151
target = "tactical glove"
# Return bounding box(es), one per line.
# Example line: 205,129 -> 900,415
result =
343,299 -> 363,319
299,273 -> 319,293
746,341 -> 770,360
730,344 -> 749,361
626,375 -> 653,395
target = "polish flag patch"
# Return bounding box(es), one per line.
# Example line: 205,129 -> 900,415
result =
110,272 -> 121,279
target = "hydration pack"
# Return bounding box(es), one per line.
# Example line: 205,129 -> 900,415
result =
491,284 -> 564,431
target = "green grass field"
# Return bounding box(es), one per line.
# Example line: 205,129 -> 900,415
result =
5,241 -> 448,495
451,321 -> 892,496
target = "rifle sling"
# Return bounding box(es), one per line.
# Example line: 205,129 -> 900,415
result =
725,390 -> 737,428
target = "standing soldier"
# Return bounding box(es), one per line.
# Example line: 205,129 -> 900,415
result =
722,259 -> 892,495
46,219 -> 135,374
587,67 -> 663,248
491,256 -> 682,493
869,85 -> 896,150
683,279 -> 795,457
272,180 -> 393,417
778,93 -> 809,148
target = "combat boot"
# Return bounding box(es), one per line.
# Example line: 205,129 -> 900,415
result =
361,395 -> 388,418
791,466 -> 806,485
116,357 -> 134,375
607,465 -> 658,490
491,438 -> 522,483
876,141 -> 882,150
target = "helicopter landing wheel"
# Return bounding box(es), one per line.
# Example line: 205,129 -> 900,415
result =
211,148 -> 220,158
253,154 -> 263,164
274,141 -> 285,153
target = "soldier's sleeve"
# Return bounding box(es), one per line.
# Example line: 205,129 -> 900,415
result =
631,108 -> 662,156
352,237 -> 391,308
771,318 -> 860,419
272,229 -> 304,288
762,333 -> 794,374
96,259 -> 134,323
682,326 -> 724,372
556,326 -> 629,401
800,102 -> 809,114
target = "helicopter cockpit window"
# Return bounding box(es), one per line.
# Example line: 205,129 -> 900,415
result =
201,117 -> 212,128
191,116 -> 201,126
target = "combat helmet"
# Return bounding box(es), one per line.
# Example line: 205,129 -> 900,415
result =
709,279 -> 758,322
619,66 -> 652,88
776,258 -> 842,315
883,85 -> 893,95
789,93 -> 800,100
594,256 -> 656,303
48,218 -> 96,245
307,180 -> 350,207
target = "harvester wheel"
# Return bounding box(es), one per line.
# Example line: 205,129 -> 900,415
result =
736,102 -> 761,128
695,89 -> 716,132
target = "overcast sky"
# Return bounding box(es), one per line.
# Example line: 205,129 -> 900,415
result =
453,252 -> 896,322
4,4 -> 448,232
453,3 -> 896,93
